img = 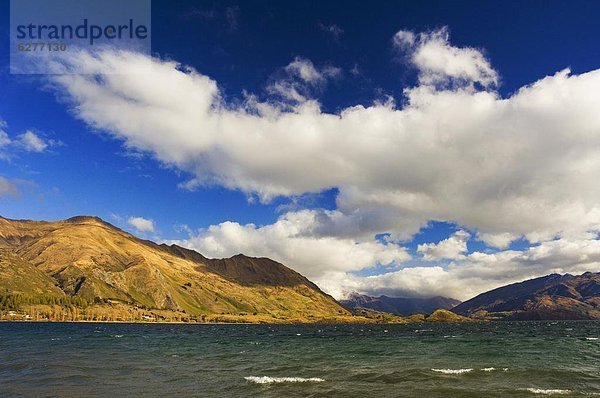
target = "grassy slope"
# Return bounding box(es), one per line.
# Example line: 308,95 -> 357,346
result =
0,216 -> 348,320
0,249 -> 64,296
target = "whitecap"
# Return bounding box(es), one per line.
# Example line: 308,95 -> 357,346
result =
586,337 -> 599,341
244,376 -> 325,384
523,388 -> 571,395
113,335 -> 124,338
482,367 -> 495,372
431,368 -> 473,374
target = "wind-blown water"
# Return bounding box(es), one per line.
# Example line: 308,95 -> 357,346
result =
1,321 -> 600,397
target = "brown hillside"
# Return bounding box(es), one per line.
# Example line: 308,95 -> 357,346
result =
0,215 -> 348,321
453,271 -> 600,320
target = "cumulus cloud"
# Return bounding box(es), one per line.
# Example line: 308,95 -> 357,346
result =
393,27 -> 498,88
171,209 -> 410,282
0,121 -> 54,158
476,232 -> 517,250
127,216 -> 156,233
50,48 -> 600,245
176,213 -> 600,300
331,238 -> 600,301
45,30 -> 600,299
417,230 -> 470,261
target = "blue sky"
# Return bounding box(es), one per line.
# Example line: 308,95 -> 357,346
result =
2,1 -> 600,300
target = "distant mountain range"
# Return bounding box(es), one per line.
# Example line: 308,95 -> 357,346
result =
0,215 -> 349,322
335,271 -> 600,321
340,293 -> 461,316
453,272 -> 600,320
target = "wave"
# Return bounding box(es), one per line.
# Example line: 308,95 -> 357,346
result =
431,367 -> 509,374
431,368 -> 473,374
523,388 -> 571,395
244,376 -> 325,384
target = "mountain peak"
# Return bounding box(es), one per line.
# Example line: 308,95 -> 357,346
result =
66,215 -> 109,225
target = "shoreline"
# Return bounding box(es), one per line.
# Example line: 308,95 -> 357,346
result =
0,319 -> 469,325
3,319 -> 596,325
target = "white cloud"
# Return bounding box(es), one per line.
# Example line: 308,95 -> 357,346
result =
0,176 -> 19,198
266,80 -> 308,103
284,57 -> 341,84
127,216 -> 156,233
17,131 -> 48,153
393,27 -> 498,88
50,44 -> 600,246
476,232 -> 517,249
266,57 -> 341,103
417,230 -> 470,261
46,31 -> 600,299
0,121 -> 55,158
392,30 -> 416,48
333,238 -> 600,301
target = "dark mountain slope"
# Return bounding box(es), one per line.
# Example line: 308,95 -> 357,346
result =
453,272 -> 600,320
341,293 -> 461,316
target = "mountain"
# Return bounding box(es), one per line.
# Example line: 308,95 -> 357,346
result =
340,293 -> 461,316
0,215 -> 351,322
453,272 -> 600,320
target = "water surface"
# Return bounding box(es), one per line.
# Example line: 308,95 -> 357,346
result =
1,321 -> 600,397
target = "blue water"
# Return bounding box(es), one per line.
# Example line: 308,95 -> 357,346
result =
1,321 -> 600,397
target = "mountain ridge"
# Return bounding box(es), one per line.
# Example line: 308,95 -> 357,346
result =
5,215 -> 600,322
453,272 -> 600,320
0,215 -> 351,322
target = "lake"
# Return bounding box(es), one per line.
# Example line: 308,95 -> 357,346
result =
1,321 -> 600,397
